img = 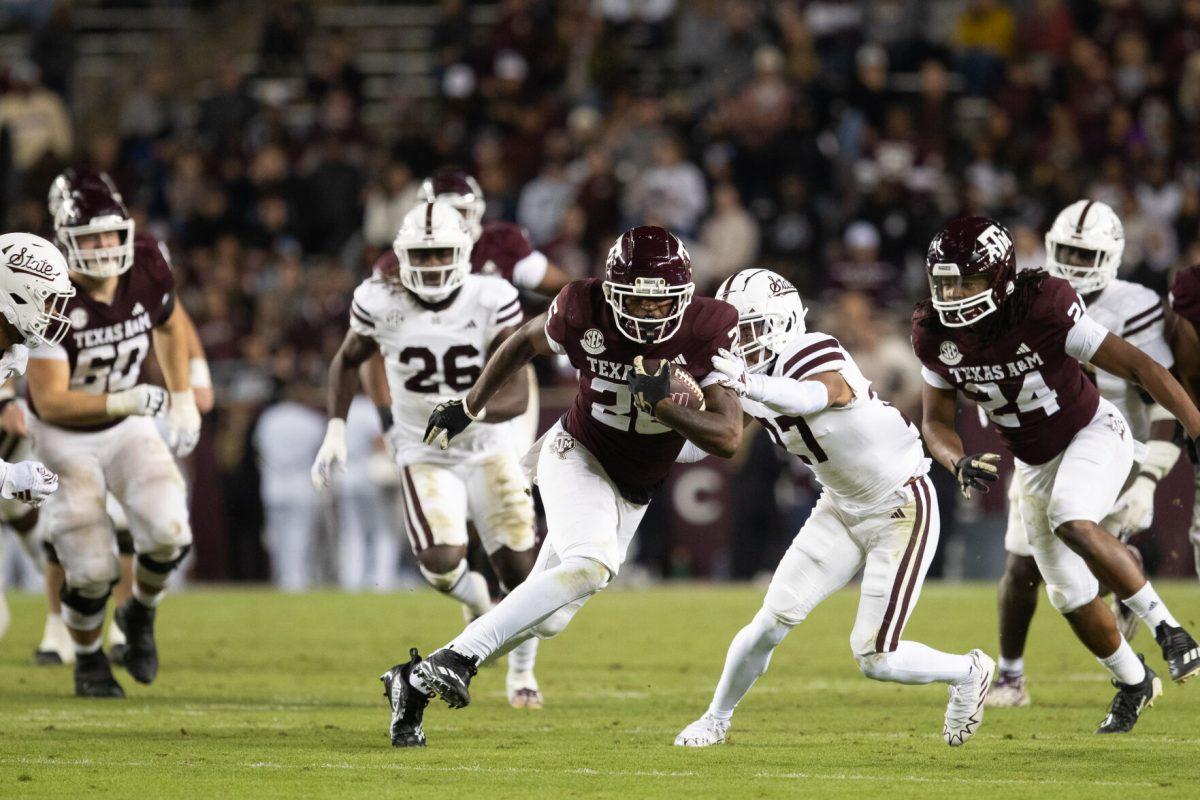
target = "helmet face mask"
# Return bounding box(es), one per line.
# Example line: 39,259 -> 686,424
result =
602,226 -> 695,344
49,169 -> 136,279
1044,199 -> 1124,294
929,266 -> 997,328
394,201 -> 474,303
0,233 -> 76,348
717,268 -> 807,373
925,217 -> 1016,328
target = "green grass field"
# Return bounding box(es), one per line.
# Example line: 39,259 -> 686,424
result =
1,582 -> 1199,799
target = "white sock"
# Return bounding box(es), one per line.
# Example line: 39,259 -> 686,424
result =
859,641 -> 974,685
1121,582 -> 1179,630
40,613 -> 67,650
507,636 -> 539,676
707,608 -> 793,721
131,583 -> 162,608
998,656 -> 1024,675
449,571 -> 493,620
106,617 -> 126,647
73,637 -> 103,655
1099,637 -> 1147,685
447,556 -> 608,662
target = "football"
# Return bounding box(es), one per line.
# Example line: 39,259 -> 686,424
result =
641,359 -> 706,410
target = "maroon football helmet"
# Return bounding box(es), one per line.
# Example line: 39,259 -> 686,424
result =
926,216 -> 1016,327
48,168 -> 135,278
603,226 -> 695,344
420,167 -> 485,241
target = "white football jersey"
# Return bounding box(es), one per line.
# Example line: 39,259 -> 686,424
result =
1083,278 -> 1171,442
743,332 -> 928,515
349,274 -> 523,466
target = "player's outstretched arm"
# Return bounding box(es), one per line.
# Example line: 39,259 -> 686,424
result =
153,304 -> 203,456
174,304 -> 214,413
1092,332 -> 1200,443
475,326 -> 530,423
360,352 -> 394,431
921,382 -> 1000,499
1168,313 -> 1200,407
312,329 -> 380,489
652,382 -> 743,458
26,357 -> 163,425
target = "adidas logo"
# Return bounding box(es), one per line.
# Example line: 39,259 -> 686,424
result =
672,354 -> 688,365
132,301 -> 145,315
891,508 -> 905,520
466,320 -> 477,329
1016,342 -> 1031,355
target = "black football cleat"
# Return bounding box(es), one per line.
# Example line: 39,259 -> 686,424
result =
412,648 -> 479,709
108,643 -> 128,667
34,649 -> 64,666
380,648 -> 431,748
1155,622 -> 1200,684
114,599 -> 158,685
1095,659 -> 1160,734
74,650 -> 125,699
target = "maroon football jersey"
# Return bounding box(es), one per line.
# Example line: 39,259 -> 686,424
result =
545,279 -> 738,498
29,232 -> 176,431
1170,265 -> 1200,327
912,276 -> 1101,465
372,221 -> 546,290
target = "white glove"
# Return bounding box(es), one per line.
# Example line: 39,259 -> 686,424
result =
0,459 -> 58,507
711,348 -> 755,399
1111,475 -> 1157,536
106,385 -> 169,418
311,418 -> 347,490
0,344 -> 29,383
167,391 -> 201,457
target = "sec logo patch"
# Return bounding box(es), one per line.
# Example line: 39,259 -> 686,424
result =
69,307 -> 89,329
938,341 -> 962,365
581,328 -> 605,355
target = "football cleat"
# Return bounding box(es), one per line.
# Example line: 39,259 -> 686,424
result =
380,648 -> 431,748
74,649 -> 125,698
984,670 -> 1030,708
113,599 -> 158,684
108,643 -> 128,667
506,671 -> 543,709
34,613 -> 75,665
943,649 -> 993,746
34,649 -> 64,666
674,713 -> 730,747
1154,622 -> 1200,684
1096,659 -> 1161,733
412,647 -> 478,709
1113,597 -> 1139,643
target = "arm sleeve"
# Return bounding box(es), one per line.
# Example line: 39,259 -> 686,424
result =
486,281 -> 523,343
777,336 -> 847,380
696,304 -> 740,389
746,374 -> 831,416
1065,314 -> 1110,363
921,366 -> 953,389
1121,303 -> 1173,369
543,288 -> 570,356
512,250 -> 550,290
348,285 -> 377,338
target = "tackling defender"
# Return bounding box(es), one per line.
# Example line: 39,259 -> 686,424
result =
913,216 -> 1200,734
1165,264 -> 1200,578
675,268 -> 993,748
312,200 -> 543,708
382,226 -> 743,747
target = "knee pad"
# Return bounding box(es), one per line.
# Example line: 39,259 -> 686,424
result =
60,579 -> 115,631
135,545 -> 192,591
419,559 -> 468,593
41,539 -> 60,566
531,607 -> 573,640
855,652 -> 894,682
1045,576 -> 1098,614
751,607 -> 794,648
115,526 -> 134,556
558,556 -> 612,595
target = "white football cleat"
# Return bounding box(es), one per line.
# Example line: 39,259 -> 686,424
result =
985,671 -> 1030,707
944,649 -> 994,746
507,671 -> 543,709
674,713 -> 730,747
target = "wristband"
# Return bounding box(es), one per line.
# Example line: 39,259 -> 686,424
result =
463,399 -> 486,421
189,358 -> 212,390
377,405 -> 394,432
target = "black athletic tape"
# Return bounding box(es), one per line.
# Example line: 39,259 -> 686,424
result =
41,539 -> 60,565
115,527 -> 134,555
137,544 -> 191,574
60,581 -> 115,616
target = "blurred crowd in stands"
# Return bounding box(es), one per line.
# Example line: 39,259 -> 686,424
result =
1,0 -> 1198,585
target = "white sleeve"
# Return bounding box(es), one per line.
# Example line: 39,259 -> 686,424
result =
745,374 -> 831,416
1065,314 -> 1111,363
675,441 -> 709,463
486,282 -> 523,342
349,284 -> 377,338
921,366 -> 952,389
511,251 -> 550,290
27,341 -> 66,361
1123,321 -> 1173,369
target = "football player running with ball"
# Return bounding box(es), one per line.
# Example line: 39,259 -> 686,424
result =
382,226 -> 743,748
913,216 -> 1200,734
675,268 -> 992,749
988,200 -> 1181,708
312,200 -> 544,709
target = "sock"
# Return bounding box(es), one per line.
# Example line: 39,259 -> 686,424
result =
1099,637 -> 1147,685
507,636 -> 538,676
132,582 -> 162,608
708,608 -> 793,721
998,656 -> 1024,675
40,613 -> 66,650
73,637 -> 103,655
859,641 -> 974,685
1121,582 -> 1180,630
106,617 -> 127,647
449,571 -> 493,620
447,557 -> 608,663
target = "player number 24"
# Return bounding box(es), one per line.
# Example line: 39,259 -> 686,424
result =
969,370 -> 1060,428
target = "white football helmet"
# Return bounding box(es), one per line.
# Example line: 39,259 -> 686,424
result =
716,268 -> 807,373
1045,199 -> 1124,294
0,232 -> 76,347
393,200 -> 474,303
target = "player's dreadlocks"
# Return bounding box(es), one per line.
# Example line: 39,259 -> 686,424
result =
913,269 -> 1050,346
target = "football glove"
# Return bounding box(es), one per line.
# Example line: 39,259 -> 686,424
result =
629,356 -> 670,415
954,452 -> 1000,499
311,419 -> 347,489
106,385 -> 169,418
167,391 -> 201,458
1111,474 -> 1157,536
423,399 -> 482,450
710,348 -> 752,399
0,460 -> 58,507
0,343 -> 29,384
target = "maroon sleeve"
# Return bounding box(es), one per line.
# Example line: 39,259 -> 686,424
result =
474,222 -> 535,283
136,234 -> 177,326
372,249 -> 399,279
1170,266 -> 1200,326
685,299 -> 739,385
544,280 -> 590,362
1033,276 -> 1087,347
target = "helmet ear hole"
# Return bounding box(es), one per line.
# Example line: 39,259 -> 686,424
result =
9,293 -> 26,306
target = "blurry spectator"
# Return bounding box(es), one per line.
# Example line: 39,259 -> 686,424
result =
517,158 -> 574,246
696,183 -> 758,290
119,66 -> 181,144
334,396 -> 399,592
432,0 -> 473,71
301,136 -> 365,255
0,61 -> 72,172
825,291 -> 923,419
1012,224 -> 1044,273
28,2 -> 75,100
1018,0 -> 1075,61
626,136 -> 707,236
825,221 -> 900,305
363,160 -> 421,247
198,60 -> 259,148
541,206 -> 591,280
258,0 -> 312,76
953,0 -> 1016,95
307,33 -> 364,107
